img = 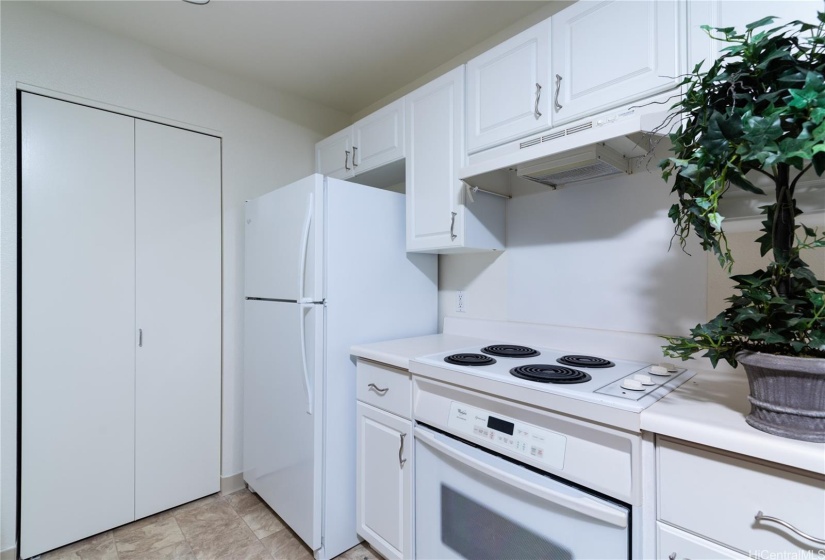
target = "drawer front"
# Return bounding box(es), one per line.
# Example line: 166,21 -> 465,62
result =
357,360 -> 411,419
658,439 -> 825,555
658,522 -> 747,560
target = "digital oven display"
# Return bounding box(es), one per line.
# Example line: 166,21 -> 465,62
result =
486,416 -> 514,436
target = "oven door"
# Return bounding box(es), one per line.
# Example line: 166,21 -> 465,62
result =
414,425 -> 630,560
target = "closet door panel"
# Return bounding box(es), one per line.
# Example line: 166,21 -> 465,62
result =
134,121 -> 221,518
21,93 -> 136,558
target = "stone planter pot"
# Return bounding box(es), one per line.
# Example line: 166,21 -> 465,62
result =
736,351 -> 825,443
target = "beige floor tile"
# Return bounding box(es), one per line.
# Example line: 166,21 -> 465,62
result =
333,542 -> 382,560
169,493 -> 226,518
224,489 -> 261,517
119,540 -> 195,560
260,530 -> 313,560
114,515 -> 186,559
240,502 -> 288,540
40,531 -> 118,560
174,499 -> 244,542
185,520 -> 268,560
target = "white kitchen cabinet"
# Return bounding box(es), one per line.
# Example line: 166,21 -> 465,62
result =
688,1 -> 822,73
658,522 -> 748,560
356,361 -> 413,560
20,93 -> 221,559
551,0 -> 681,126
315,127 -> 353,180
657,437 -> 825,558
466,19 -> 551,154
406,66 -> 506,253
315,98 -> 404,180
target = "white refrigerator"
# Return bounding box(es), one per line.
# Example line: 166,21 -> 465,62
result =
243,174 -> 437,559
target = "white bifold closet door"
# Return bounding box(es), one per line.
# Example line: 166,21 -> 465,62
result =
21,93 -> 221,559
134,120 -> 221,518
134,120 -> 221,517
21,93 -> 138,558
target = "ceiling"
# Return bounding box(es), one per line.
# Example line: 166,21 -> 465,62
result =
39,0 -> 554,116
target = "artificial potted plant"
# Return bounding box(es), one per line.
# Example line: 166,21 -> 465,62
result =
660,13 -> 825,442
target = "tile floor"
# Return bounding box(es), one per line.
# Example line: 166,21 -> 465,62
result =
39,490 -> 382,560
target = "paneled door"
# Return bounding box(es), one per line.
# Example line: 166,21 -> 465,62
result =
134,120 -> 221,519
21,93 -> 137,559
551,0 -> 680,125
465,19 -> 551,153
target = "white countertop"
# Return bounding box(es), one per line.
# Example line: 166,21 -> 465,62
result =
350,334 -> 493,370
351,332 -> 825,476
641,368 -> 825,476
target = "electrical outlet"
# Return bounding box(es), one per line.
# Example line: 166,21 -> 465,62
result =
456,291 -> 466,313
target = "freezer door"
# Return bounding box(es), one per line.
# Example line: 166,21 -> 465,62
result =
243,299 -> 323,551
245,174 -> 324,301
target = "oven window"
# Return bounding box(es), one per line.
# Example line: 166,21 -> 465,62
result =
441,485 -> 573,560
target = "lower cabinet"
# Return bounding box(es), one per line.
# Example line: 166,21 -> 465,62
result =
657,437 -> 825,558
357,403 -> 412,560
355,359 -> 413,560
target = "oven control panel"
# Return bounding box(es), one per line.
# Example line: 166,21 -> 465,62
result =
447,402 -> 566,469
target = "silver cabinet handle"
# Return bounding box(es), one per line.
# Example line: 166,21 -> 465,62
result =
344,150 -> 351,171
367,383 -> 388,395
668,554 -> 676,560
450,211 -> 457,241
755,511 -> 825,545
399,433 -> 407,468
352,146 -> 358,167
554,74 -> 563,111
534,83 -> 542,119
138,329 -> 143,348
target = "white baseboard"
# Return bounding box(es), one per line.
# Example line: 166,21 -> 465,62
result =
220,472 -> 245,495
1,545 -> 17,560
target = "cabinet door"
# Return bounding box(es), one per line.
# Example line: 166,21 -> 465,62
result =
688,0 -> 822,73
466,19 -> 551,153
316,127 -> 354,179
21,93 -> 136,559
134,121 -> 221,519
352,98 -> 405,173
406,67 -> 465,251
357,403 -> 412,560
551,0 -> 680,125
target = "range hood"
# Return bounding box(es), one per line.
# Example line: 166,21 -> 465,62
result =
516,144 -> 629,187
460,105 -> 670,189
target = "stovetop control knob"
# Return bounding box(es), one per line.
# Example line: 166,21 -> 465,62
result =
649,365 -> 671,376
621,379 -> 644,391
659,362 -> 678,372
633,374 -> 655,385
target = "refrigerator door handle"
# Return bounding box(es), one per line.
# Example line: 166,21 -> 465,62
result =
298,192 -> 314,302
296,191 -> 315,414
299,302 -> 313,415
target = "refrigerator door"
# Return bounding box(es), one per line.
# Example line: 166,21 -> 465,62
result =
245,174 -> 324,301
243,299 -> 324,550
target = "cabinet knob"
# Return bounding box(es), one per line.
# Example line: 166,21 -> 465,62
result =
668,554 -> 676,560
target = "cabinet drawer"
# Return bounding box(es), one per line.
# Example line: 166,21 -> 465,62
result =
658,439 -> 825,555
357,360 -> 411,419
658,522 -> 747,559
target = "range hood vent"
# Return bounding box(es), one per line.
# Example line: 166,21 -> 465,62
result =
516,144 -> 629,187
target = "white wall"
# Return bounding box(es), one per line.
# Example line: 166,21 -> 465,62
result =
439,147 -> 711,337
0,3 -> 350,552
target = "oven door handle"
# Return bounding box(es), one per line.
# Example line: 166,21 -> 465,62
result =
414,427 -> 628,529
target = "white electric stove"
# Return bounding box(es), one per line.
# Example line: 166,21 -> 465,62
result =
409,337 -> 697,559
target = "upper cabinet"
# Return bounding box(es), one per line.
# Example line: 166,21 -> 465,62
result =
551,0 -> 680,126
315,98 -> 405,180
688,0 -> 822,73
465,19 -> 552,154
406,66 -> 505,253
